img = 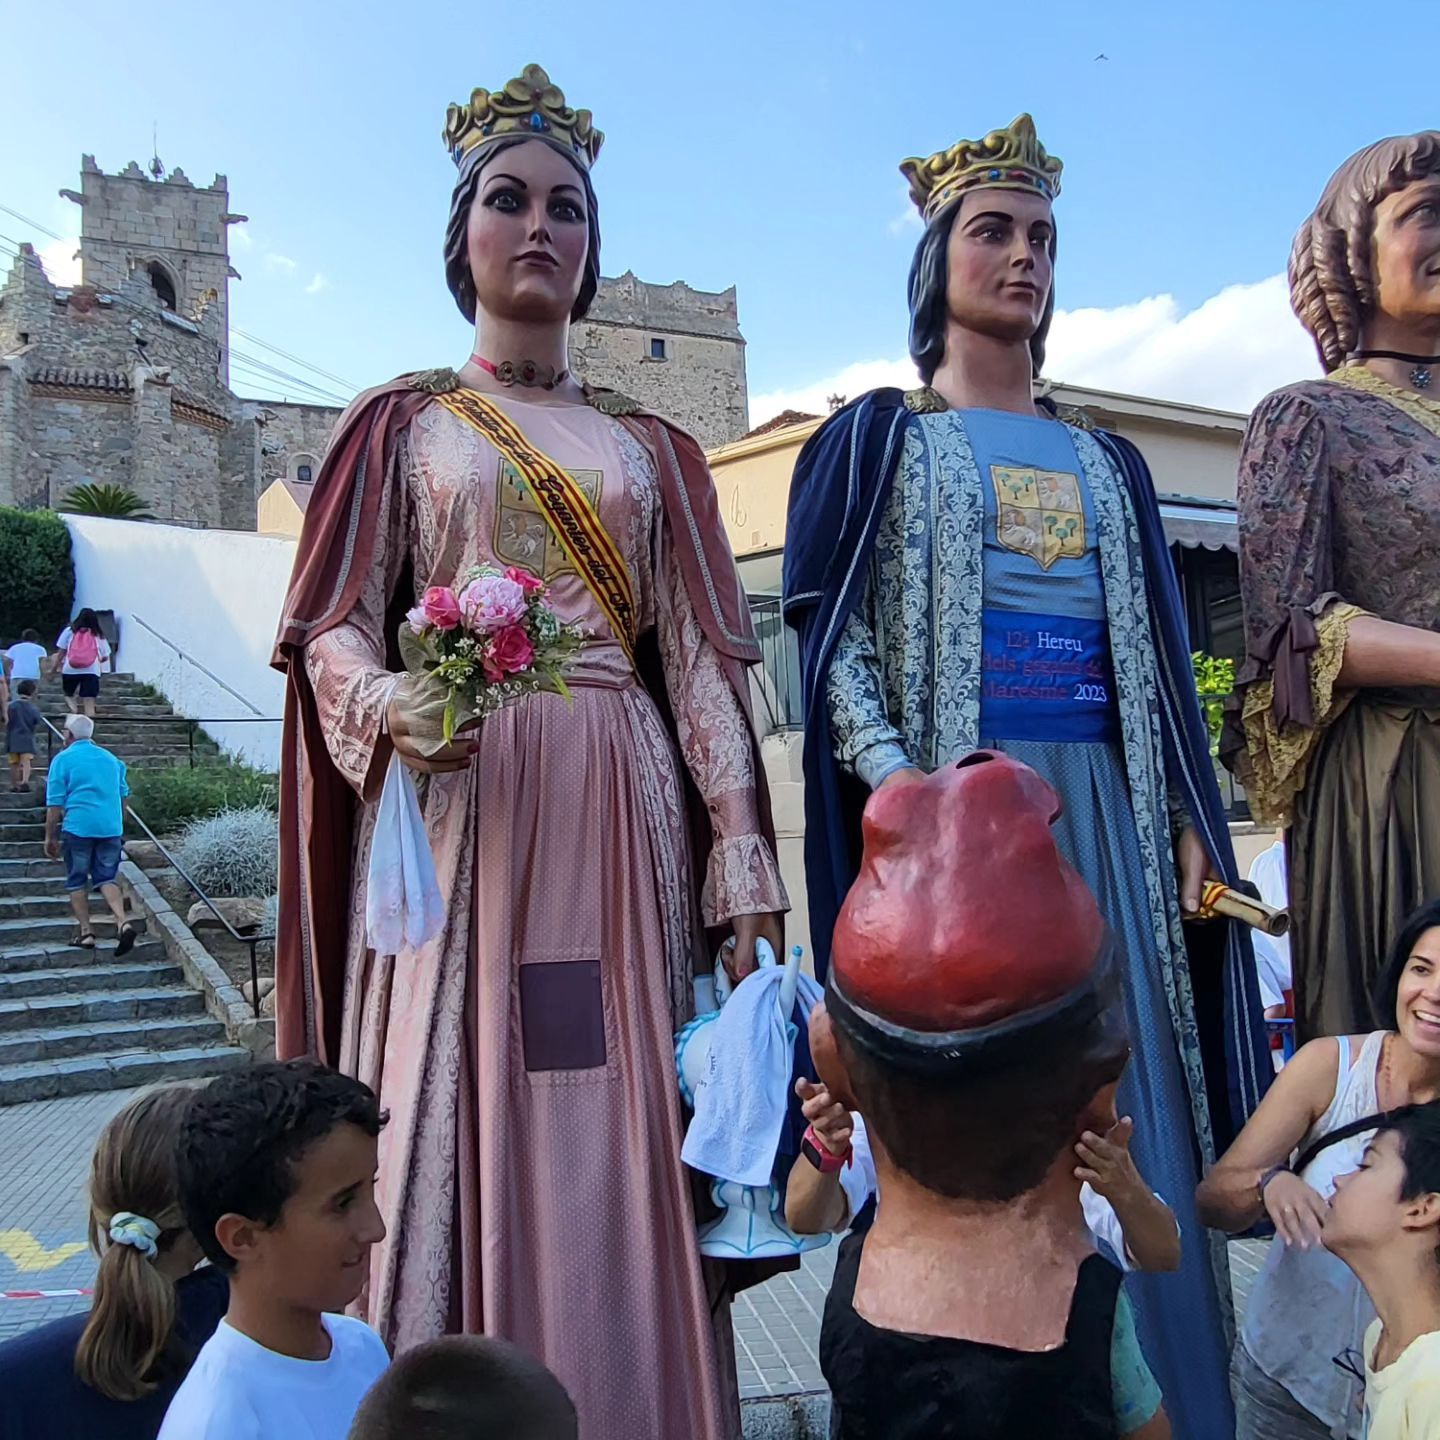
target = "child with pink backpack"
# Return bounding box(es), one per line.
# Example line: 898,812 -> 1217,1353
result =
51,609 -> 111,718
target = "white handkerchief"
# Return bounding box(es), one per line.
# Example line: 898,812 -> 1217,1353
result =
365,754 -> 446,954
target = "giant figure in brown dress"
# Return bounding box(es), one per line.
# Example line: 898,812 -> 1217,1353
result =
1227,131 -> 1440,1042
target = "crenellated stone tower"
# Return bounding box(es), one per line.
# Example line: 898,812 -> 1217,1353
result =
61,155 -> 246,382
569,272 -> 749,448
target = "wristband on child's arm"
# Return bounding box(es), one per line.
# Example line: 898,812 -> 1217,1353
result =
801,1124 -> 851,1175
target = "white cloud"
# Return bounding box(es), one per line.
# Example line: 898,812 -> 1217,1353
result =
887,184 -> 922,236
37,237 -> 81,287
265,253 -> 297,272
305,272 -> 330,295
230,227 -> 253,250
1045,274 -> 1320,411
749,274 -> 1320,427
750,357 -> 921,425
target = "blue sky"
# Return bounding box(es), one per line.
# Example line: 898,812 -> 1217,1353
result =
3,1 -> 1436,419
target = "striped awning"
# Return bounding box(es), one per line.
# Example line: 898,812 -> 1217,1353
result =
1159,501 -> 1238,553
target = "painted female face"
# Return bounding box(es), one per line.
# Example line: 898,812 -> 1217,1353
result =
466,139 -> 590,325
1394,925 -> 1440,1058
1371,175 -> 1440,326
945,189 -> 1054,344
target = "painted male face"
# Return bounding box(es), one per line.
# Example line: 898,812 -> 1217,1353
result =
247,1122 -> 386,1314
1394,926 -> 1440,1059
944,189 -> 1054,344
467,138 -> 590,326
1372,176 -> 1440,325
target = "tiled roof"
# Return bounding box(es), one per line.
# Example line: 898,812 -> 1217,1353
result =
27,366 -> 131,392
173,389 -> 230,426
740,409 -> 819,439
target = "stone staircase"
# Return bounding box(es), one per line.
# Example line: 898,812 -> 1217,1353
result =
0,673 -> 249,1104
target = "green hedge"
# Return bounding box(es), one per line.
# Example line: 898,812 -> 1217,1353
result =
0,508 -> 74,646
125,764 -> 279,837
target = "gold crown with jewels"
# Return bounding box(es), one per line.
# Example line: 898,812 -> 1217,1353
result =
443,64 -> 603,169
901,114 -> 1062,225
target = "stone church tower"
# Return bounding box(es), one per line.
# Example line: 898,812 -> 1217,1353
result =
0,157 -> 257,526
63,156 -> 242,381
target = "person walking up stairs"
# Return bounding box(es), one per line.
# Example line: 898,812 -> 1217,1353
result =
0,674 -> 247,1106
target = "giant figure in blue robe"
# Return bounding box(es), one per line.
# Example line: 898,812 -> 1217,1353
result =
782,115 -> 1273,1439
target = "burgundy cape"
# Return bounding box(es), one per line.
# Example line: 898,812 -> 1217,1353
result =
271,374 -> 776,1064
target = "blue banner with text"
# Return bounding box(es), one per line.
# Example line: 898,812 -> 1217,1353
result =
979,609 -> 1120,743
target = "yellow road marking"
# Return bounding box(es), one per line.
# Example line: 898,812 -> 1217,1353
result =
0,1229 -> 88,1273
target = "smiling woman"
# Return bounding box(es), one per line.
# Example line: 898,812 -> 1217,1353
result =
1197,901 -> 1440,1440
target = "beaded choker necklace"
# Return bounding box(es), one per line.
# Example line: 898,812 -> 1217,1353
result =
1350,350 -> 1439,391
469,355 -> 568,390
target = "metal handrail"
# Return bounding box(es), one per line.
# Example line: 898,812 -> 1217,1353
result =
126,613 -> 267,717
35,713 -> 280,769
38,714 -> 263,1016
43,715 -> 281,724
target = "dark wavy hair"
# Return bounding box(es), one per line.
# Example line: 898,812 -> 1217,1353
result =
907,194 -> 1058,384
1372,898 -> 1440,1030
1290,131 -> 1440,372
443,138 -> 601,326
177,1060 -> 385,1274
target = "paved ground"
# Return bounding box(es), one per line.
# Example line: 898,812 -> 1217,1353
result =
733,1246 -> 836,1399
0,1088 -> 139,1342
0,1087 -> 1268,1402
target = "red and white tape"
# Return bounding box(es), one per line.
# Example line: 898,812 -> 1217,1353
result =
0,1287 -> 92,1301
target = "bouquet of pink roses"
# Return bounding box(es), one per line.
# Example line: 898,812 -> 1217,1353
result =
396,564 -> 585,754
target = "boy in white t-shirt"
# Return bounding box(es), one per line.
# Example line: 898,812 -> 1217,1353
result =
4,630 -> 49,685
159,1060 -> 391,1440
1324,1100 -> 1440,1440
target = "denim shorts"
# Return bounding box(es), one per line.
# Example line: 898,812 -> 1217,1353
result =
61,834 -> 122,891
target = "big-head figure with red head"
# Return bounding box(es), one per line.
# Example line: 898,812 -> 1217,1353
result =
812,752 -> 1133,1438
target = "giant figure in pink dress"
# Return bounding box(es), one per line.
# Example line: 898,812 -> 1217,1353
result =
271,64 -> 787,1440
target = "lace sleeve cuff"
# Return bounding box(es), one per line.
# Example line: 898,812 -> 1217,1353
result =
304,643 -> 399,802
701,833 -> 790,927
856,740 -> 914,791
1237,602 -> 1364,826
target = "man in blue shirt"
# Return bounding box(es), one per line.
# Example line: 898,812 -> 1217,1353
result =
44,715 -> 137,953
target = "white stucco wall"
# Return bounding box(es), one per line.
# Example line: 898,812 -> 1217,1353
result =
64,517 -> 295,769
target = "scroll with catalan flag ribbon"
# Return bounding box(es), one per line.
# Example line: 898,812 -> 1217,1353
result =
435,387 -> 638,663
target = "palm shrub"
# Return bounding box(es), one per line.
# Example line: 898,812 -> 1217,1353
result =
0,506 -> 74,642
59,483 -> 154,520
175,806 -> 279,898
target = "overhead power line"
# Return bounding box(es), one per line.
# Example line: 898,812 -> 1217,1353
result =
229,327 -> 358,393
0,199 -> 358,404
